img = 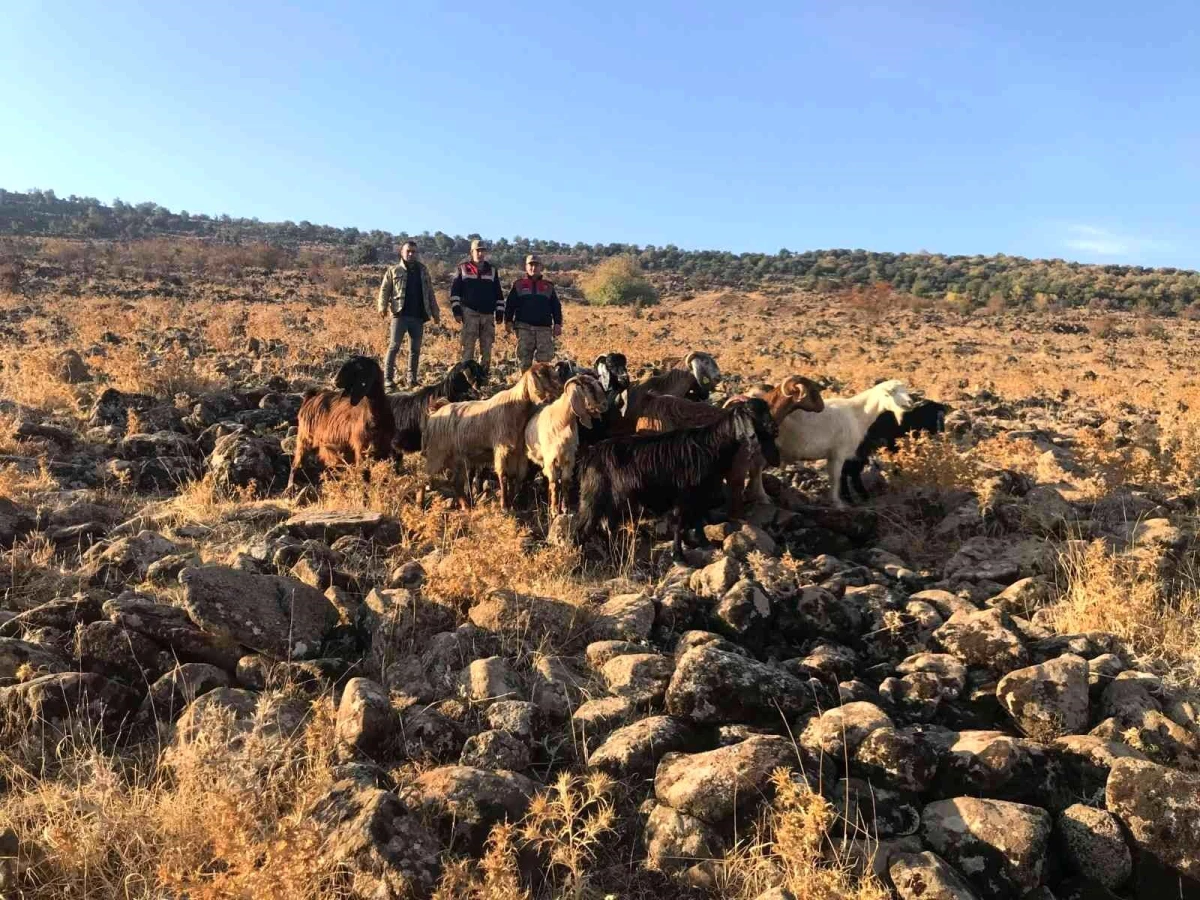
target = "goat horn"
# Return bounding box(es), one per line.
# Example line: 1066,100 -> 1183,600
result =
781,375 -> 802,395
684,352 -> 698,368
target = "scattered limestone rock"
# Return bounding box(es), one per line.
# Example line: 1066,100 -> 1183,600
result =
921,797 -> 1051,899
996,653 -> 1090,739
180,564 -> 340,660
208,429 -> 286,496
85,530 -> 181,586
309,781 -> 442,898
593,592 -> 656,641
933,608 -> 1029,675
529,654 -> 584,719
1057,803 -> 1131,891
690,554 -> 741,598
0,672 -> 138,736
459,657 -> 520,706
665,644 -> 811,725
459,729 -> 530,771
468,589 -> 591,649
1105,757 -> 1200,881
890,851 -> 982,900
644,803 -> 723,874
588,715 -> 697,777
137,663 -> 230,727
403,765 -> 538,852
655,735 -> 796,824
336,677 -> 397,760
601,652 -> 674,705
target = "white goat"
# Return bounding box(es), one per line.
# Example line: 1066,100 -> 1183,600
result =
524,374 -> 609,514
422,362 -> 562,509
763,379 -> 913,507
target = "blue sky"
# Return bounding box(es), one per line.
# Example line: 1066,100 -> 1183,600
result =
3,0 -> 1199,267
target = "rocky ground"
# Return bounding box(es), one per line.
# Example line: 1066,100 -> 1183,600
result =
2,250 -> 1200,899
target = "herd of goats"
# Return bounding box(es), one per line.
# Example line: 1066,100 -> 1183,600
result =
288,353 -> 947,560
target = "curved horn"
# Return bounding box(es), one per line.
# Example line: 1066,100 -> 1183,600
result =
781,374 -> 802,396
684,351 -> 699,369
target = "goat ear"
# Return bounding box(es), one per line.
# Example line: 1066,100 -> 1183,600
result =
569,385 -> 595,429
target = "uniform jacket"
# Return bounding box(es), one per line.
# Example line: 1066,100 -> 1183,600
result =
506,275 -> 562,328
450,260 -> 504,317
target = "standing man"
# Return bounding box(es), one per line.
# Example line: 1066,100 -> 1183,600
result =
506,254 -> 562,371
450,239 -> 504,379
377,240 -> 440,391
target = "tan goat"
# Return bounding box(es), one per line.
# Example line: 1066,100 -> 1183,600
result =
423,362 -> 562,509
524,373 -> 608,515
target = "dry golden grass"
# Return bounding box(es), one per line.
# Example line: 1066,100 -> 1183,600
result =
1049,540 -> 1200,687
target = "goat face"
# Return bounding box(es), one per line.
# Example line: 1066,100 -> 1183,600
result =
554,360 -> 578,384
566,374 -> 608,429
334,356 -> 384,406
783,375 -> 825,413
594,353 -> 630,395
685,351 -> 721,393
447,360 -> 487,399
877,379 -> 914,423
527,362 -> 564,404
738,397 -> 781,466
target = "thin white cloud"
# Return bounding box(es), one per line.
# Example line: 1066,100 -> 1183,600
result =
1063,224 -> 1169,259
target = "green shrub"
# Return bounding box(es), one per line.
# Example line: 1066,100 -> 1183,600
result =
580,255 -> 658,307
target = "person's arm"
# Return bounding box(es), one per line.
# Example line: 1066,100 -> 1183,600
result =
377,267 -> 393,315
449,266 -> 464,321
493,267 -> 505,324
550,286 -> 563,330
424,266 -> 440,324
505,282 -> 519,324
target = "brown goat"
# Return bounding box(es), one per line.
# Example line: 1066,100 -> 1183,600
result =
735,375 -> 825,506
288,356 -> 395,490
423,362 -> 563,509
610,354 -> 721,437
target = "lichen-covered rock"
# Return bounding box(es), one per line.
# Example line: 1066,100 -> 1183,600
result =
1052,735 -> 1148,804
336,677 -> 397,760
208,429 -> 287,496
137,663 -> 230,726
103,593 -> 243,671
180,565 -> 340,660
74,620 -> 174,683
403,766 -> 538,852
593,592 -> 655,641
830,777 -> 920,838
996,653 -> 1090,739
529,654 -> 584,719
485,700 -> 537,740
86,530 -> 182,586
933,608 -> 1029,674
0,636 -> 71,686
1106,757 -> 1200,881
396,705 -> 464,761
890,851 -> 982,900
921,797 -> 1051,899
800,702 -> 892,759
601,652 -> 674,705
713,579 -> 774,645
571,696 -> 637,751
468,589 -> 591,649
1057,804 -> 1131,891
644,803 -> 724,874
588,715 -> 697,777
284,509 -> 398,544
309,781 -> 442,898
690,555 -> 742,598
459,656 -> 520,706
852,726 -> 940,794
654,735 -> 796,824
0,593 -> 104,639
0,497 -> 35,549
0,672 -> 138,736
665,645 -> 811,725
585,640 -> 645,670
459,729 -> 530,771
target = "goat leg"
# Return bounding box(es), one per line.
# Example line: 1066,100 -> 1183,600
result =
671,506 -> 686,562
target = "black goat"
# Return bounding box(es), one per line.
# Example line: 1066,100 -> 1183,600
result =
576,398 -> 779,561
390,360 -> 486,454
577,352 -> 632,445
840,400 -> 949,501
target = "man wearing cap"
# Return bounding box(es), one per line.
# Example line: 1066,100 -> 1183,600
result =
505,254 -> 562,372
450,239 -> 504,378
377,240 -> 440,391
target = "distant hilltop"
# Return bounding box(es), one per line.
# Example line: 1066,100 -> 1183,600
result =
3,188 -> 1198,313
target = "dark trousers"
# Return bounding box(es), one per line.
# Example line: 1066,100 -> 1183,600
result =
385,315 -> 424,385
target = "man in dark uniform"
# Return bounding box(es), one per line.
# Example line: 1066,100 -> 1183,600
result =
505,253 -> 563,371
450,238 -> 504,378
